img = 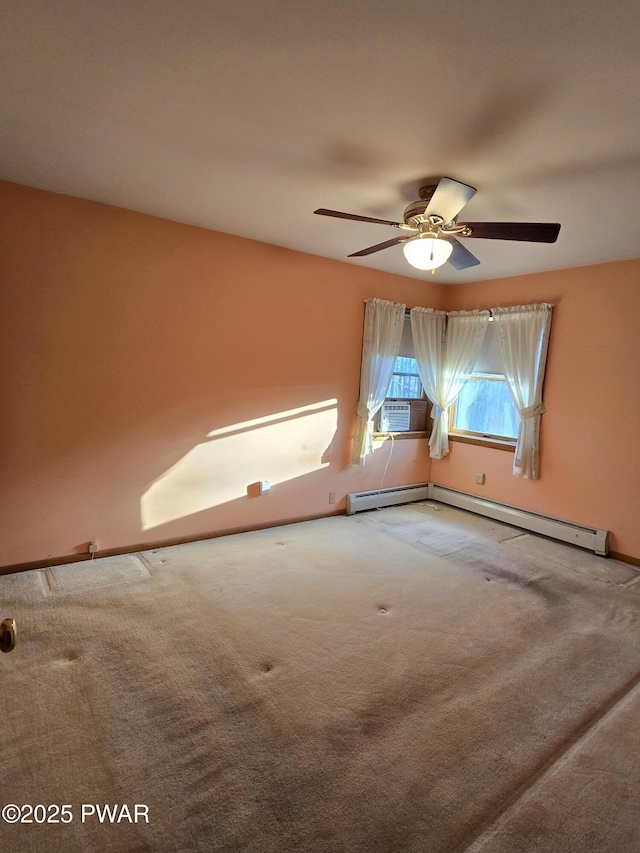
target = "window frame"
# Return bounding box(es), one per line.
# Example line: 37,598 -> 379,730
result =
373,355 -> 429,438
386,355 -> 424,402
370,316 -> 518,447
449,372 -> 517,451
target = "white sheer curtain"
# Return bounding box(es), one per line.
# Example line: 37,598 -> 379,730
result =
492,303 -> 553,479
411,308 -> 490,459
350,297 -> 406,465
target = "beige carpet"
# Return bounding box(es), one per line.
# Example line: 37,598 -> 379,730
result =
3,503 -> 640,852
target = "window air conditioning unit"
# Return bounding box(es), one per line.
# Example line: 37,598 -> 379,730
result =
380,402 -> 411,432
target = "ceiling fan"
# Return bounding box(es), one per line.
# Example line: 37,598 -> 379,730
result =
314,177 -> 561,272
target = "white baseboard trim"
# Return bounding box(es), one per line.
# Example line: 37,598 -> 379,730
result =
346,482 -> 610,556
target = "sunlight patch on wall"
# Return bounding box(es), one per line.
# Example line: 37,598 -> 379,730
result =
141,400 -> 337,531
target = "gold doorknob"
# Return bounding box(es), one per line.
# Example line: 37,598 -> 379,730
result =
1,618 -> 16,653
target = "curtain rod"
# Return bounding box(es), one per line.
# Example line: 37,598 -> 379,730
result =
403,309 -> 494,321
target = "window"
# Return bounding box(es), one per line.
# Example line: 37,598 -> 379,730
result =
388,355 -> 423,399
450,323 -> 518,442
375,316 -> 428,434
453,374 -> 518,438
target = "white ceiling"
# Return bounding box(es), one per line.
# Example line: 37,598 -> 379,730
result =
1,0 -> 639,283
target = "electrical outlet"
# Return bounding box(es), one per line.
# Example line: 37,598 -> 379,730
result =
328,491 -> 336,504
475,473 -> 485,485
88,540 -> 98,554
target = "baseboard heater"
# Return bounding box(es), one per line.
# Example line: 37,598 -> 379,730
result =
346,482 -> 610,556
346,483 -> 431,515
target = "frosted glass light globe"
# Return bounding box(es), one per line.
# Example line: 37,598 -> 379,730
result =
403,237 -> 453,270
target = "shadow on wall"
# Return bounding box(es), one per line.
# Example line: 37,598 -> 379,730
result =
141,399 -> 339,531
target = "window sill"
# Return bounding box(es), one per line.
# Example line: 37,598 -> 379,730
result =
449,433 -> 516,453
373,431 -> 429,441
371,431 -> 515,451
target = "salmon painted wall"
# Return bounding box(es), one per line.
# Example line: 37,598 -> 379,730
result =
3,180 -> 638,566
431,259 -> 640,559
0,180 -> 446,567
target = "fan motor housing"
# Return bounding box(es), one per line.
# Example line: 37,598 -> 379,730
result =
403,184 -> 438,225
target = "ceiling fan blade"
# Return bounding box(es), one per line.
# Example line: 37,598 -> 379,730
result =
424,177 -> 477,224
462,222 -> 561,242
446,236 -> 481,270
314,208 -> 404,227
348,236 -> 412,257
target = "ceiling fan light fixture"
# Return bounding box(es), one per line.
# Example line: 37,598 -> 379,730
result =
402,236 -> 453,270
